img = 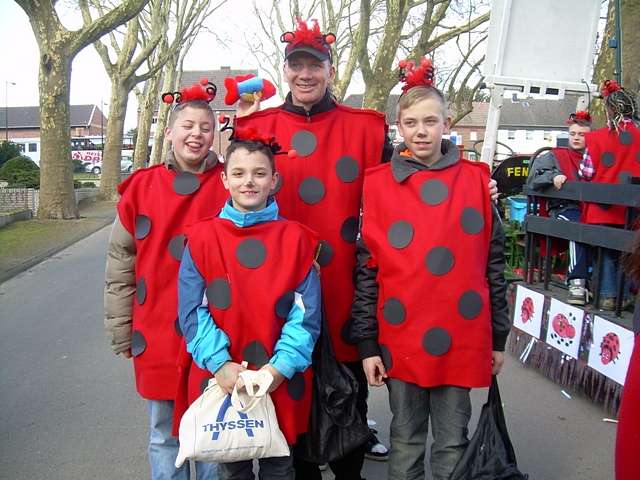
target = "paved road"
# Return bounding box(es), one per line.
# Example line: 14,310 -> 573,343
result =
0,226 -> 617,479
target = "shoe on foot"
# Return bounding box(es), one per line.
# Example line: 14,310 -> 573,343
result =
600,297 -> 632,311
365,429 -> 388,461
567,279 -> 586,306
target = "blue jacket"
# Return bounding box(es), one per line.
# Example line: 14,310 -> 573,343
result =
178,198 -> 321,379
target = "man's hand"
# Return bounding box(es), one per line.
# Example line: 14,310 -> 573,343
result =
214,361 -> 246,394
363,356 -> 387,386
260,364 -> 286,392
492,351 -> 505,375
235,95 -> 261,119
553,174 -> 567,190
121,349 -> 132,359
488,178 -> 499,203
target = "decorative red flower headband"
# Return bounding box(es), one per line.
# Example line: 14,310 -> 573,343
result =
601,79 -> 621,98
398,57 -> 435,93
280,18 -> 336,57
218,115 -> 296,158
566,110 -> 592,125
161,77 -> 217,105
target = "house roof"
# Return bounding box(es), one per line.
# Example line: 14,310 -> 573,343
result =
499,95 -> 580,129
178,68 -> 259,112
0,105 -> 99,129
344,93 -> 582,129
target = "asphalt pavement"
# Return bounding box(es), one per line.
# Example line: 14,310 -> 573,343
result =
0,225 -> 617,479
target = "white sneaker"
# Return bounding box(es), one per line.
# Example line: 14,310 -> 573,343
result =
568,279 -> 586,306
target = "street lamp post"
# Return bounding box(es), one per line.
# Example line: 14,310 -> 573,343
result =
100,100 -> 108,148
5,81 -> 16,142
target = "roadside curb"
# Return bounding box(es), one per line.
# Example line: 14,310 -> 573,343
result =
0,215 -> 114,285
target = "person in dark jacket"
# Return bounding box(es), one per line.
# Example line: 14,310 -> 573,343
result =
349,58 -> 510,480
526,111 -> 592,305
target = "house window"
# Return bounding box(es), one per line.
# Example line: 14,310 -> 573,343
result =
525,130 -> 533,140
470,131 -> 478,141
28,143 -> 37,152
507,130 -> 516,140
17,143 -> 25,152
544,131 -> 552,141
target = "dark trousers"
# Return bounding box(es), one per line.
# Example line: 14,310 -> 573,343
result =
551,207 -> 589,280
293,361 -> 368,480
218,455 -> 294,480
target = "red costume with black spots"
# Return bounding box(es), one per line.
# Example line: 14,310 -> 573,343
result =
583,123 -> 640,225
183,216 -> 318,443
616,310 -> 640,480
236,105 -> 386,362
116,164 -> 227,399
360,160 -> 494,388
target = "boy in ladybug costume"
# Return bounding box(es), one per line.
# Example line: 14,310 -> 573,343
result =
526,111 -> 592,305
177,130 -> 321,479
579,80 -> 640,310
104,79 -> 226,480
349,58 -> 511,480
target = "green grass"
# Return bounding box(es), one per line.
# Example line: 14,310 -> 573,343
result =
74,173 -> 100,181
0,218 -> 80,258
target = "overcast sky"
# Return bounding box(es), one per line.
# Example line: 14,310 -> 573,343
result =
0,0 -> 284,130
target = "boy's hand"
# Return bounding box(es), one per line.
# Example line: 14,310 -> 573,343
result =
553,174 -> 567,190
260,364 -> 286,392
235,96 -> 261,118
363,356 -> 388,386
488,179 -> 499,203
214,361 -> 246,394
491,351 -> 505,375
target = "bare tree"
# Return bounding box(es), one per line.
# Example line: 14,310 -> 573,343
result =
15,0 -> 148,219
357,0 -> 489,111
81,0 -> 220,200
246,0 -> 367,102
135,0 -> 225,169
247,0 -> 489,111
591,0 -> 640,128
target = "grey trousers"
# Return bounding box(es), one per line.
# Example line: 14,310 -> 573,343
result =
387,379 -> 471,480
217,455 -> 294,480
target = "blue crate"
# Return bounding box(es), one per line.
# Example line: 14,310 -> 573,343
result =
507,196 -> 527,223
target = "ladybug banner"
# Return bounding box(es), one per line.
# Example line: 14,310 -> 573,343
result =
587,315 -> 635,385
513,285 -> 545,339
544,299 -> 584,359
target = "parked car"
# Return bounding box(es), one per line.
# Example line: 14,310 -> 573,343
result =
83,158 -> 133,174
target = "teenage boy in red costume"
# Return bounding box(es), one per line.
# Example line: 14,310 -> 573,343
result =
104,79 -> 226,480
235,20 -> 499,478
177,130 -> 322,479
579,80 -> 640,310
350,58 -> 511,480
526,111 -> 592,305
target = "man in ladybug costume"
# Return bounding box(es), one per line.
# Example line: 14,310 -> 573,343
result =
235,18 -> 498,479
350,59 -> 510,480
526,111 -> 592,305
104,80 -> 226,480
579,80 -> 640,310
177,132 -> 322,479
236,18 -> 389,477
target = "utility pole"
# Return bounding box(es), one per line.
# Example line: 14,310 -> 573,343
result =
5,81 -> 16,142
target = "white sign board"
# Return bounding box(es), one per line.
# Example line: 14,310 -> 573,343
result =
484,0 -> 601,96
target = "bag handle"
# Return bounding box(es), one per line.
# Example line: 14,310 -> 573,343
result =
230,369 -> 274,413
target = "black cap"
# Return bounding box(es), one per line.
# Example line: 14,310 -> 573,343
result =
285,44 -> 330,62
